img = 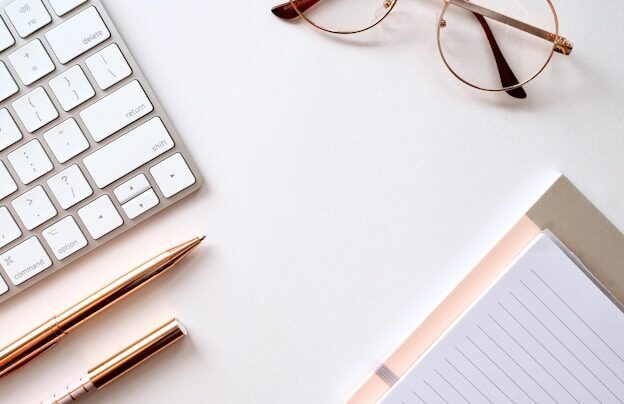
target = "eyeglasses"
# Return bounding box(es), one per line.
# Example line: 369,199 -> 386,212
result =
271,0 -> 573,99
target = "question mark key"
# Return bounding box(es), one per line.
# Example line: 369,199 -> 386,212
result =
47,165 -> 93,210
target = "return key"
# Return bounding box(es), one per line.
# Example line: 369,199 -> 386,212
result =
80,80 -> 154,142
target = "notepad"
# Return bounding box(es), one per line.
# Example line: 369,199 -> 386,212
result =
380,232 -> 624,404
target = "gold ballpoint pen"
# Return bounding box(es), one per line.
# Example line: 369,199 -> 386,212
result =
40,318 -> 187,404
0,236 -> 205,379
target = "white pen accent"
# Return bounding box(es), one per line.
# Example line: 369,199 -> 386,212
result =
40,373 -> 95,404
39,319 -> 187,404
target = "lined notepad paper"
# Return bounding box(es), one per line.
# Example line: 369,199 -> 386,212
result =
381,233 -> 624,404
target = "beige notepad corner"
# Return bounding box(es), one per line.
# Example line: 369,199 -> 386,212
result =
346,175 -> 624,404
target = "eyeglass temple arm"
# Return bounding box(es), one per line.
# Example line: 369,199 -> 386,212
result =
471,13 -> 526,98
272,0 -> 320,19
449,0 -> 573,55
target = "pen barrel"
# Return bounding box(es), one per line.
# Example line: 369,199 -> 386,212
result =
0,319 -> 64,379
89,319 -> 187,389
40,373 -> 95,404
55,237 -> 202,333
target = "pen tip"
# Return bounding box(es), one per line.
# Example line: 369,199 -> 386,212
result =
199,235 -> 206,242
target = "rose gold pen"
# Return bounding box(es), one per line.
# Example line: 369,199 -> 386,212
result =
40,318 -> 187,404
0,236 -> 205,380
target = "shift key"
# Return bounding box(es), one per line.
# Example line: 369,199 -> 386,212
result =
83,117 -> 174,188
80,80 -> 153,142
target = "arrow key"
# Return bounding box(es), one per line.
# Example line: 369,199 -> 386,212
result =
150,153 -> 196,198
77,195 -> 123,240
121,188 -> 159,220
113,174 -> 150,204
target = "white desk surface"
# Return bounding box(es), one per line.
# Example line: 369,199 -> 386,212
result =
1,0 -> 623,403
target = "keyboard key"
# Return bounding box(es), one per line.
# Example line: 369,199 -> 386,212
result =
80,80 -> 153,142
47,164 -> 92,209
83,117 -> 174,188
151,153 -> 196,198
122,188 -> 159,220
0,17 -> 15,52
43,216 -> 87,260
7,139 -> 53,184
0,276 -> 7,295
43,118 -> 89,163
77,195 -> 122,240
48,0 -> 87,16
114,173 -> 150,204
12,185 -> 57,230
0,62 -> 18,103
8,39 -> 55,85
0,206 -> 21,249
0,161 -> 18,200
12,87 -> 59,133
85,43 -> 132,90
49,65 -> 95,111
0,236 -> 52,285
45,6 -> 110,64
0,108 -> 22,152
5,0 -> 51,38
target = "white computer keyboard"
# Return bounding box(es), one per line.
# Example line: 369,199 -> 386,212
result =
0,0 -> 203,304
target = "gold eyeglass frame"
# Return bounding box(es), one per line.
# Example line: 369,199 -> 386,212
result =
277,0 -> 573,94
438,0 -> 570,92
292,0 -> 399,35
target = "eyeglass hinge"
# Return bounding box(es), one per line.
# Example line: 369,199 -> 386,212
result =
551,35 -> 573,55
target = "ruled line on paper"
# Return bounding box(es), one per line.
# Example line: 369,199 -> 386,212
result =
530,268 -> 624,368
520,279 -> 624,387
411,391 -> 426,404
466,335 -> 537,404
476,324 -> 558,404
497,302 -> 600,402
510,291 -> 624,404
423,380 -> 449,404
434,369 -> 472,404
444,357 -> 494,404
486,312 -> 580,404
454,346 -> 516,404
